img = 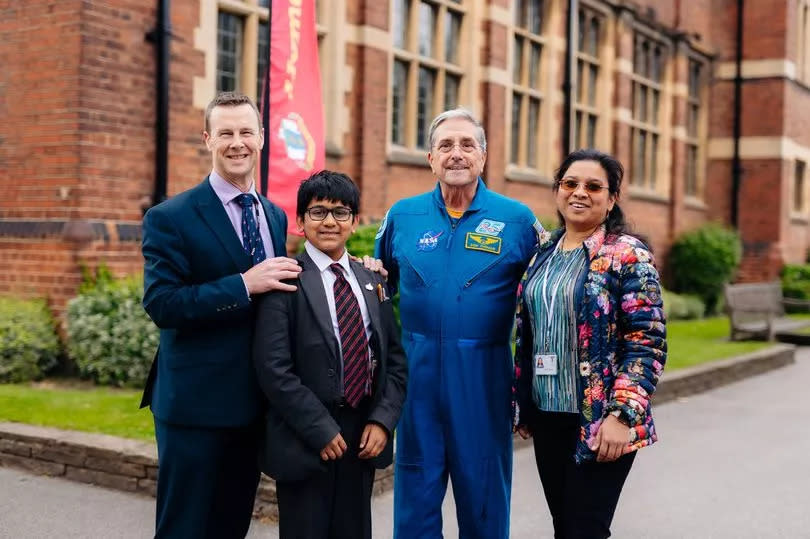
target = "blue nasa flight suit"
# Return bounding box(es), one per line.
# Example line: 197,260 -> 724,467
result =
375,179 -> 539,539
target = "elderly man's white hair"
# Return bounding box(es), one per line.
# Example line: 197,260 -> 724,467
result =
427,108 -> 487,152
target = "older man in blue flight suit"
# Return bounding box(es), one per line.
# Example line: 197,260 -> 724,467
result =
375,109 -> 541,538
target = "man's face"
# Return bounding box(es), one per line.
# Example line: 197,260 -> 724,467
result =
204,104 -> 264,185
427,117 -> 487,189
296,198 -> 358,261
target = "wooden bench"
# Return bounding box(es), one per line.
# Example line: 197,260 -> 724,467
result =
724,281 -> 810,341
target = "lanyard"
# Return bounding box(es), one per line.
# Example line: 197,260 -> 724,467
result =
540,241 -> 563,352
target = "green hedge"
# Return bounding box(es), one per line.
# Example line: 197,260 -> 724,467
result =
0,297 -> 61,383
662,288 -> 705,320
669,223 -> 742,314
781,264 -> 810,312
66,267 -> 158,387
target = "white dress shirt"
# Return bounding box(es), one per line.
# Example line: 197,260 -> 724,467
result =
304,242 -> 372,361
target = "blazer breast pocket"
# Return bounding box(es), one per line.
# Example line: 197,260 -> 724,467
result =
259,408 -> 327,483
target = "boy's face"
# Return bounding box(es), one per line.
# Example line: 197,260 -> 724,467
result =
297,198 -> 358,261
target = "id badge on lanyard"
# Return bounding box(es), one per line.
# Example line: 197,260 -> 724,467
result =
535,246 -> 560,376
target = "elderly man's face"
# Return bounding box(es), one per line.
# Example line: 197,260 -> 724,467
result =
427,118 -> 486,189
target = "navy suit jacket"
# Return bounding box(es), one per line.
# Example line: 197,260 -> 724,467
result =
140,177 -> 287,427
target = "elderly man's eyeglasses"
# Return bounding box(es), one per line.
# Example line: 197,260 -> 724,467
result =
434,139 -> 480,154
557,178 -> 610,193
305,206 -> 354,221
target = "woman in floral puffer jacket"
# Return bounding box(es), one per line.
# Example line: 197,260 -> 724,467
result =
514,148 -> 666,539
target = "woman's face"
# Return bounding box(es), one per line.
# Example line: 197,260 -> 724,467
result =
555,159 -> 616,233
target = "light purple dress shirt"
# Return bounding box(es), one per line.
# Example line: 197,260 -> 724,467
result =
209,171 -> 276,298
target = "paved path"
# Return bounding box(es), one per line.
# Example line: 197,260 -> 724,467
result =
2,350 -> 809,538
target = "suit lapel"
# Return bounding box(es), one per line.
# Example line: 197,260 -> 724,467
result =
298,252 -> 341,364
194,177 -> 251,271
258,196 -> 285,257
351,261 -> 382,343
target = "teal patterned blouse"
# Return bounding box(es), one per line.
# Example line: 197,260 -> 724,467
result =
524,240 -> 587,413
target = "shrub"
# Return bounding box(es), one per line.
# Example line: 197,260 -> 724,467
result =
669,223 -> 742,314
66,268 -> 158,387
346,224 -> 378,258
0,297 -> 61,383
662,288 -> 705,320
781,264 -> 810,312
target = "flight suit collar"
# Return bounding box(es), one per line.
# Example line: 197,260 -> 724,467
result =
431,177 -> 488,214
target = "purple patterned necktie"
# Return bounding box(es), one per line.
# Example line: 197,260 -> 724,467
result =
330,263 -> 369,407
236,193 -> 266,265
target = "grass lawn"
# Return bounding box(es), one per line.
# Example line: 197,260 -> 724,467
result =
2,315 -> 807,440
0,382 -> 153,441
665,316 -> 772,370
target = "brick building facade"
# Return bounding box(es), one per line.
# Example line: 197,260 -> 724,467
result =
2,0 -> 810,312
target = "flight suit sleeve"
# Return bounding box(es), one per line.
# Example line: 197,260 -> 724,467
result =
374,209 -> 400,296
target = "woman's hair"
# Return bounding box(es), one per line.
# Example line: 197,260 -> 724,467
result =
553,148 -> 630,237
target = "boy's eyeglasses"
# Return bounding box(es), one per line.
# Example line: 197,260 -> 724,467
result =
557,178 -> 610,193
305,206 -> 354,221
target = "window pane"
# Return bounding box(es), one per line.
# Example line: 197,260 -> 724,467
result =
515,0 -> 525,27
528,0 -> 544,34
445,11 -> 462,64
527,97 -> 540,167
635,129 -> 646,184
586,113 -> 597,148
651,46 -> 663,81
417,66 -> 436,148
587,64 -> 598,105
393,0 -> 409,49
418,2 -> 436,57
651,89 -> 659,124
689,60 -> 701,98
529,43 -> 542,88
444,73 -> 460,110
576,60 -> 585,102
688,104 -> 699,137
392,60 -> 409,145
511,94 -> 522,163
795,161 -> 806,212
259,0 -> 269,7
257,21 -> 269,98
577,11 -> 586,51
638,86 -> 647,122
574,110 -> 582,148
513,36 -> 524,84
650,134 -> 658,188
217,12 -> 243,92
588,16 -> 600,56
686,145 -> 698,196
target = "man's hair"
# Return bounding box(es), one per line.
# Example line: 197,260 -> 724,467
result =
427,108 -> 487,152
296,170 -> 360,218
204,91 -> 262,133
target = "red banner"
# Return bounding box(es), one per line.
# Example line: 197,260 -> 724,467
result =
261,0 -> 324,235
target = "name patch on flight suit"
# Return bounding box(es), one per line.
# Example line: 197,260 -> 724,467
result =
465,232 -> 502,254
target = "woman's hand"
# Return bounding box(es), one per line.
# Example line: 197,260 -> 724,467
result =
591,414 -> 629,462
516,424 -> 533,440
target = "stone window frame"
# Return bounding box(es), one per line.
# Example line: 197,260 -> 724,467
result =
390,0 -> 467,152
628,28 -> 670,195
214,0 -> 267,100
798,0 -> 810,84
509,0 -> 550,171
684,54 -> 708,200
572,1 -> 609,151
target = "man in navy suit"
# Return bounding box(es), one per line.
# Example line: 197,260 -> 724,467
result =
141,91 -> 301,538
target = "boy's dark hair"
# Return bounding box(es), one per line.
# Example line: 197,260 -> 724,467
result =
296,170 -> 360,218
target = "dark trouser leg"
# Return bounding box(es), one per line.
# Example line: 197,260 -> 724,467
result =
531,411 -> 636,539
276,402 -> 374,539
154,418 -> 260,539
329,402 -> 374,539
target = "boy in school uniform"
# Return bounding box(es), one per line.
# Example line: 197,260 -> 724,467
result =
253,170 -> 408,539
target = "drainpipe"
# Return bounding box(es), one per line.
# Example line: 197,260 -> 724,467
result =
147,0 -> 171,208
731,0 -> 744,227
561,0 -> 577,158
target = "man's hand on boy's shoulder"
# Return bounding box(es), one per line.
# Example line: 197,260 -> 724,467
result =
354,255 -> 388,280
242,256 -> 301,295
357,423 -> 388,459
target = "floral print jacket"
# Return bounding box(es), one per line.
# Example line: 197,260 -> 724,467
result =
514,225 -> 667,463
